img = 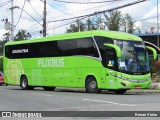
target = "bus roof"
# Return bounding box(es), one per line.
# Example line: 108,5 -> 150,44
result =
5,30 -> 142,45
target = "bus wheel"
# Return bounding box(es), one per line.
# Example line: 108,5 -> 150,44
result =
21,76 -> 29,90
43,87 -> 55,91
114,89 -> 127,94
86,76 -> 101,93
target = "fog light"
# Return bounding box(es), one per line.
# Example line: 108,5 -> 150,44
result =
120,82 -> 126,87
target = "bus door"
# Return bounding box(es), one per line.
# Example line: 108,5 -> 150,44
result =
105,49 -> 117,89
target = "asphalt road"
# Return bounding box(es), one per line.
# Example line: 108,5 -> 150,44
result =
0,85 -> 160,120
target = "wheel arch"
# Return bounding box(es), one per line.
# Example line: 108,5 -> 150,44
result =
85,74 -> 99,88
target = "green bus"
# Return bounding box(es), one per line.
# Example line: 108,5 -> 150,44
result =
3,30 -> 157,94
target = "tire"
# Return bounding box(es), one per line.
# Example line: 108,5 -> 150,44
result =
0,83 -> 2,86
43,87 -> 56,91
21,76 -> 29,90
114,89 -> 127,94
86,76 -> 101,93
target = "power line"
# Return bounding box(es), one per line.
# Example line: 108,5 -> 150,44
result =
29,0 -> 122,30
17,7 -> 43,27
27,0 -> 43,19
52,0 -> 121,4
48,0 -> 146,23
135,15 -> 159,22
14,0 -> 27,28
31,16 -> 88,36
44,0 -> 74,17
0,0 -> 12,7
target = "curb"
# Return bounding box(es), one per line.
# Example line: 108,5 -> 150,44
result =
56,88 -> 160,94
127,89 -> 160,94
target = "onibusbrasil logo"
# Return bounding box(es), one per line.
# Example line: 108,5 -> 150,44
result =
6,59 -> 24,85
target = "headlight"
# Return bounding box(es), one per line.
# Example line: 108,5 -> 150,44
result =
121,76 -> 130,81
146,77 -> 151,81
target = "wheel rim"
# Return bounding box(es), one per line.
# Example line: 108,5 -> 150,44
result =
90,81 -> 96,89
22,79 -> 27,88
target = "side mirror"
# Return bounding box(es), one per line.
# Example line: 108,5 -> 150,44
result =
103,43 -> 122,58
146,46 -> 157,60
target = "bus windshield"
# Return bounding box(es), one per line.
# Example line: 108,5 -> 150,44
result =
114,40 -> 150,74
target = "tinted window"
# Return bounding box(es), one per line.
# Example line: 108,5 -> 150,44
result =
5,37 -> 99,59
94,36 -> 113,67
94,36 -> 113,49
35,41 -> 58,57
77,38 -> 99,57
5,44 -> 33,59
58,40 -> 77,56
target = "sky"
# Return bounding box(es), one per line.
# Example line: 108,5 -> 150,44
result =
0,0 -> 159,40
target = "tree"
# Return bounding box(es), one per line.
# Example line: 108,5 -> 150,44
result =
66,18 -> 100,33
86,18 -> 97,31
14,29 -> 31,41
104,10 -> 123,31
124,13 -> 134,33
104,10 -> 134,33
66,19 -> 86,33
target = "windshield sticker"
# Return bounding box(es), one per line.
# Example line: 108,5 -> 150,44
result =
108,61 -> 113,66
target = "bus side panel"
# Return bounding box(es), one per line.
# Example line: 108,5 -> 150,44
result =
64,68 -> 78,87
52,68 -> 64,87
41,68 -> 52,87
101,68 -> 106,89
77,68 -> 83,87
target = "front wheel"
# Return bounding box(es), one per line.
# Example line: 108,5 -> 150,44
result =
86,76 -> 101,93
114,89 -> 127,94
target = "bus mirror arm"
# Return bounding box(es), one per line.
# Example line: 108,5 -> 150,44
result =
146,46 -> 157,60
103,43 -> 122,58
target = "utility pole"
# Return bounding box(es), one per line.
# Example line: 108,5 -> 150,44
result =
10,0 -> 14,41
157,0 -> 159,48
43,0 -> 46,37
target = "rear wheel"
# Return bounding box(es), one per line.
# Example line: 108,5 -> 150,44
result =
43,87 -> 55,91
21,76 -> 33,90
0,83 -> 2,86
86,76 -> 101,93
114,89 -> 127,94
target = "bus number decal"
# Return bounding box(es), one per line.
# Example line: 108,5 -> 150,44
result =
38,58 -> 64,67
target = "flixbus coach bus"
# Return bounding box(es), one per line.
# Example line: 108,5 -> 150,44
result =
3,30 -> 157,94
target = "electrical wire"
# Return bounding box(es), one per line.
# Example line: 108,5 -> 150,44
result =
48,0 -> 146,23
29,0 -> 122,31
0,0 -> 12,7
17,7 -> 43,27
135,15 -> 159,22
52,0 -> 121,4
14,0 -> 27,28
30,15 -> 89,36
27,0 -> 43,19
44,0 -> 74,17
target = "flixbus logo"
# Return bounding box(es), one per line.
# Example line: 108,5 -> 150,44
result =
38,58 -> 64,67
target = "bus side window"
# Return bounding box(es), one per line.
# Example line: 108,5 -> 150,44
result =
106,49 -> 116,70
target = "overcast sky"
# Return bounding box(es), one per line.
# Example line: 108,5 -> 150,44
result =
0,0 -> 159,39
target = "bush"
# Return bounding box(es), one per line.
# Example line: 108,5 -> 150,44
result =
0,56 -> 3,72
